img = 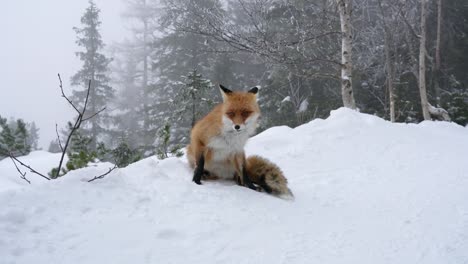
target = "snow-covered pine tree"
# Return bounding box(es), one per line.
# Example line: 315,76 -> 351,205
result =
156,123 -> 183,160
175,70 -> 214,127
13,119 -> 31,156
111,140 -> 141,168
71,0 -> 114,150
153,0 -> 223,133
0,116 -> 15,158
0,119 -> 16,156
49,123 -> 97,178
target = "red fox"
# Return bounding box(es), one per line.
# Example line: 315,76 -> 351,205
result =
186,84 -> 293,198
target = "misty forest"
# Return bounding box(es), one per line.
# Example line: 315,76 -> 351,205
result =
2,0 -> 468,263
1,0 -> 467,170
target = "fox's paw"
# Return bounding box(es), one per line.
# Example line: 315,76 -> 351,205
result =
193,179 -> 202,185
246,183 -> 262,192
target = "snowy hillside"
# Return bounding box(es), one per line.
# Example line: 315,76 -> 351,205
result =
1,108 -> 467,264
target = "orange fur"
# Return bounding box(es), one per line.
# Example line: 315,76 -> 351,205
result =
187,86 -> 259,186
188,85 -> 293,198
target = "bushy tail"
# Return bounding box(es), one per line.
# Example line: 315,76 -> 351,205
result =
246,155 -> 293,199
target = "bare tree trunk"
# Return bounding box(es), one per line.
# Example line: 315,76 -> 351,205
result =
434,0 -> 442,106
377,0 -> 396,122
337,0 -> 357,109
142,0 -> 151,146
419,0 -> 431,120
385,39 -> 396,122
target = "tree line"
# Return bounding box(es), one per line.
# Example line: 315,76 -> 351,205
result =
0,116 -> 39,160
19,0 -> 467,174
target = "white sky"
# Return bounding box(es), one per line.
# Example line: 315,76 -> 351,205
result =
0,0 -> 126,149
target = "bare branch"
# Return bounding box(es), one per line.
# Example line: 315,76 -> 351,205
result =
55,123 -> 64,153
58,73 -> 81,115
87,165 -> 118,182
9,153 -> 51,181
82,107 -> 106,122
55,77 -> 99,178
9,156 -> 31,184
7,75 -> 108,182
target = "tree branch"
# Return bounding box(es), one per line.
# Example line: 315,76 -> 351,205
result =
55,123 -> 64,153
9,156 -> 31,184
55,78 -> 96,178
9,153 -> 51,181
87,165 -> 118,182
58,73 -> 81,115
82,107 -> 106,122
8,75 -> 110,183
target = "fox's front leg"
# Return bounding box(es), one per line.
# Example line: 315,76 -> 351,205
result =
192,154 -> 205,185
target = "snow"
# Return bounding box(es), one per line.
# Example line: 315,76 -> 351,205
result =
281,95 -> 291,103
297,99 -> 309,113
1,108 -> 468,264
0,151 -> 67,192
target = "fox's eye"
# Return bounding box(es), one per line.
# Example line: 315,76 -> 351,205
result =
241,110 -> 252,118
227,112 -> 235,118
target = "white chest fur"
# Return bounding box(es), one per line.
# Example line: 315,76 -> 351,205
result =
205,131 -> 249,179
207,131 -> 249,160
204,113 -> 258,178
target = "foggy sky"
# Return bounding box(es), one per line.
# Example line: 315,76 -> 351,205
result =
0,0 -> 126,149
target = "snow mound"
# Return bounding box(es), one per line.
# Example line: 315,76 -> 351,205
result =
1,108 -> 468,264
0,151 -> 67,191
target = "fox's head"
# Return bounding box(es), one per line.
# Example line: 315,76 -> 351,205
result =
219,84 -> 260,135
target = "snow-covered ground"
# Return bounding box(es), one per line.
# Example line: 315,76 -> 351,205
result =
1,108 -> 467,264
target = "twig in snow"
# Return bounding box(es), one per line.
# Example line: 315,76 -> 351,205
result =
87,165 -> 118,182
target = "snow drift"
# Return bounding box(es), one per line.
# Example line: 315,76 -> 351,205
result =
1,108 -> 467,264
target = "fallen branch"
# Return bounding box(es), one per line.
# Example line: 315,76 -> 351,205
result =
87,165 -> 118,182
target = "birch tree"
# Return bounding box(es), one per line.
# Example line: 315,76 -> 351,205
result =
336,0 -> 357,109
418,0 -> 431,120
377,0 -> 396,121
418,0 -> 450,121
433,0 -> 442,105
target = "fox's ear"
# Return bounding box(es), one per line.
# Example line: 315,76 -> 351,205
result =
219,84 -> 232,94
219,84 -> 232,101
248,86 -> 260,94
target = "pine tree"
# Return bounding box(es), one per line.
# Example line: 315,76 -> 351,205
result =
156,123 -> 183,160
175,70 -> 215,127
27,121 -> 40,151
47,139 -> 62,153
49,124 -> 97,178
14,119 -> 31,155
153,0 -> 224,139
112,140 -> 141,168
0,116 -> 13,157
71,0 -> 114,150
0,117 -> 16,156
